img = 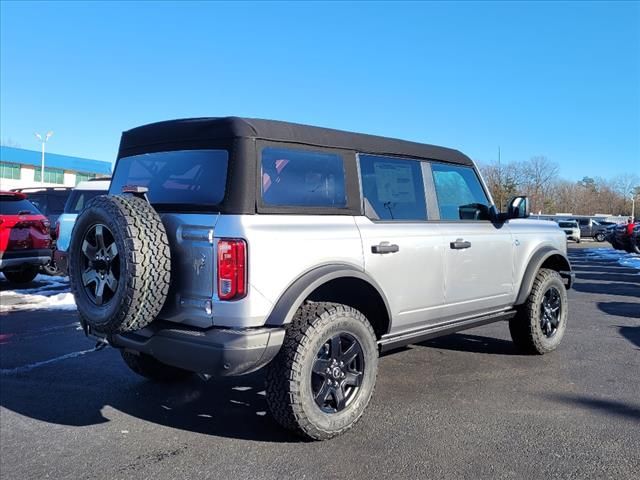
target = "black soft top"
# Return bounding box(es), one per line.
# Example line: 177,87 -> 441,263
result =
118,117 -> 473,166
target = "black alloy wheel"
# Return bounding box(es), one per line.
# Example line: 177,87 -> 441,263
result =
540,286 -> 562,338
312,333 -> 365,413
80,224 -> 119,306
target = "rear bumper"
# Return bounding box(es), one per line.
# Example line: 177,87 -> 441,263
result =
0,249 -> 51,270
103,321 -> 286,377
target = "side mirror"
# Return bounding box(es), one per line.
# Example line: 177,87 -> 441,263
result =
507,196 -> 530,219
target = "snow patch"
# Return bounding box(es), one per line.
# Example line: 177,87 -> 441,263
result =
0,274 -> 76,312
582,248 -> 640,270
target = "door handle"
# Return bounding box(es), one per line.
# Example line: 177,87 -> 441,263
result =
450,239 -> 472,250
371,243 -> 399,254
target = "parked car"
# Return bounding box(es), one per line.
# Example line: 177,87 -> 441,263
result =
566,217 -> 608,242
54,178 -> 111,275
614,221 -> 639,253
68,117 -> 573,440
11,186 -> 73,230
0,191 -> 52,283
605,223 -> 620,247
630,224 -> 640,254
11,186 -> 73,275
558,220 -> 581,243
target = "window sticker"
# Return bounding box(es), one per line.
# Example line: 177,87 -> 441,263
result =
373,162 -> 416,203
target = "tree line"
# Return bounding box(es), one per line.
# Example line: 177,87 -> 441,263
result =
479,156 -> 640,216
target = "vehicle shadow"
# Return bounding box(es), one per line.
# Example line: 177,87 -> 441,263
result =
597,301 -> 640,319
576,272 -> 640,284
545,393 -> 640,423
618,326 -> 640,348
415,333 -> 519,355
0,353 -> 303,444
572,281 -> 640,297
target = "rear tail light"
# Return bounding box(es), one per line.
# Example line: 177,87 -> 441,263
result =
217,239 -> 247,300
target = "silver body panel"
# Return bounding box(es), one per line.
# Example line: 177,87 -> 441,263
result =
159,212 -> 566,333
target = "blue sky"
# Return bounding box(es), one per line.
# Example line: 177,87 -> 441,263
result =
1,1 -> 638,180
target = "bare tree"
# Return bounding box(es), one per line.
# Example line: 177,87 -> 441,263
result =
521,156 -> 560,214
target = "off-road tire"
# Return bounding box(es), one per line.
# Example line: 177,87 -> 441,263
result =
509,268 -> 568,354
265,302 -> 378,441
121,351 -> 192,382
68,195 -> 171,334
3,266 -> 38,284
594,232 -> 605,243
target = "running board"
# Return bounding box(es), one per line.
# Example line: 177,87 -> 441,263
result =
379,310 -> 517,353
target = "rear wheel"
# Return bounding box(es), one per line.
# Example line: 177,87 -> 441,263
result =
509,268 -> 568,354
120,351 -> 192,382
265,302 -> 378,440
68,195 -> 171,334
3,266 -> 38,284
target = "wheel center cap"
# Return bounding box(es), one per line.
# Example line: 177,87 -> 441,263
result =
93,259 -> 108,271
331,367 -> 342,379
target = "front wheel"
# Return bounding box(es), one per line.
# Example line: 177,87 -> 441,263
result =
594,232 -> 605,242
265,302 -> 378,440
509,268 -> 568,354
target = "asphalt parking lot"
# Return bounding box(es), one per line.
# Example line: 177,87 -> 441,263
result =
1,245 -> 638,480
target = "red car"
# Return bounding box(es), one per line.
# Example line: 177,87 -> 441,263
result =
0,191 -> 52,284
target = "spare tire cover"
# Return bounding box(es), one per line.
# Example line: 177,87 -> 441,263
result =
68,194 -> 171,334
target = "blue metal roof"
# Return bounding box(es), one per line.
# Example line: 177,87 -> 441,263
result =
0,146 -> 112,175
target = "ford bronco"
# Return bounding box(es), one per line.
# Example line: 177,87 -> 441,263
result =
68,117 -> 573,440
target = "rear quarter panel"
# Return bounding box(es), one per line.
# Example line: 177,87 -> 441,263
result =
213,215 -> 363,328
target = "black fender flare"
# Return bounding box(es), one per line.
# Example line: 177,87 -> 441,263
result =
515,246 -> 572,305
264,264 -> 392,328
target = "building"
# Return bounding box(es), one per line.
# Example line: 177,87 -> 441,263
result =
0,146 -> 112,190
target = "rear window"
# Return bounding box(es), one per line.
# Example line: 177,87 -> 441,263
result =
0,197 -> 42,215
110,150 -> 229,207
261,148 -> 347,207
24,191 -> 69,216
65,190 -> 107,214
559,222 -> 575,228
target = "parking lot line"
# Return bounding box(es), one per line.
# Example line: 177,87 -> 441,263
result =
0,347 -> 98,376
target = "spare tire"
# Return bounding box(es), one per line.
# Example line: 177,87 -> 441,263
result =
68,195 -> 171,334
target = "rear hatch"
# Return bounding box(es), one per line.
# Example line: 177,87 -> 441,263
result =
109,149 -> 229,327
0,195 -> 50,255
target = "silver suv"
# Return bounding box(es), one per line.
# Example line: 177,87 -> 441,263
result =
68,117 -> 574,440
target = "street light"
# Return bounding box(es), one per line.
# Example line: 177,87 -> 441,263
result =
631,192 -> 636,223
34,131 -> 53,185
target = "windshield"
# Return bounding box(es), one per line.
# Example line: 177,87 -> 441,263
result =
110,149 -> 229,208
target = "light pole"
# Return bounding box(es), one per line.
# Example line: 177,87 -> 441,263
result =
631,192 -> 636,223
34,131 -> 53,185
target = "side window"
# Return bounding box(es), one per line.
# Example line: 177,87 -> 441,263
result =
431,163 -> 491,220
261,148 -> 347,207
359,154 -> 427,221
